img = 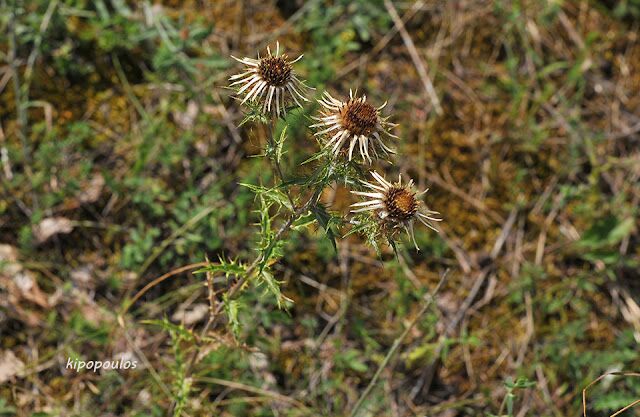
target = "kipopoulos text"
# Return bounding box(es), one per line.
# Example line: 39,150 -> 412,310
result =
66,357 -> 138,372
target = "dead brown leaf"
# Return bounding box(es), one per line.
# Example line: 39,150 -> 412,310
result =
0,350 -> 25,384
33,217 -> 74,244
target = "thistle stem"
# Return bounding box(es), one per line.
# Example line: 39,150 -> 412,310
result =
171,167 -> 326,414
205,184 -> 322,327
267,116 -> 296,210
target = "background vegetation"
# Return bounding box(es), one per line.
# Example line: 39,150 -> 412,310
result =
1,0 -> 639,416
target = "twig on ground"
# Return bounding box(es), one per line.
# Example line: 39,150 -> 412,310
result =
0,122 -> 12,180
8,0 -> 33,197
119,262 -> 209,320
198,376 -> 310,410
607,120 -> 640,140
383,0 -> 442,115
411,208 -> 517,399
426,170 -> 504,224
582,372 -> 640,417
121,325 -> 173,399
337,1 -> 428,79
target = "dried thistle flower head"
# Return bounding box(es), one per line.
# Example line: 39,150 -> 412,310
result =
229,41 -> 311,118
311,90 -> 396,163
351,171 -> 442,250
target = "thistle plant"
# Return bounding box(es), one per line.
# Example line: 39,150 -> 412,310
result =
198,41 -> 442,335
230,41 -> 312,117
312,90 -> 397,163
351,171 -> 442,250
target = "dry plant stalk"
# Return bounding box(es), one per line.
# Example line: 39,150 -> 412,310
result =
582,371 -> 640,417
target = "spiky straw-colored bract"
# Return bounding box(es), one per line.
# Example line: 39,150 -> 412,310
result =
229,41 -> 312,118
311,90 -> 397,163
351,171 -> 442,250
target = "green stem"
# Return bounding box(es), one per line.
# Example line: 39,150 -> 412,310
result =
171,175 -> 325,415
267,116 -> 296,210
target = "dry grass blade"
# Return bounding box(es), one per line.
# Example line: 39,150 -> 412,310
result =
119,262 -> 208,320
348,269 -> 449,417
582,372 -> 640,417
383,0 -> 442,115
198,376 -> 310,411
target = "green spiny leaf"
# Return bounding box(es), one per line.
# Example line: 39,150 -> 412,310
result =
312,203 -> 338,253
194,256 -> 246,279
240,183 -> 293,211
258,269 -> 292,309
141,318 -> 195,342
238,100 -> 269,126
275,125 -> 287,163
224,294 -> 242,339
